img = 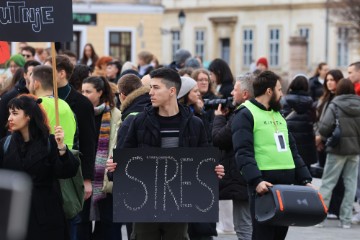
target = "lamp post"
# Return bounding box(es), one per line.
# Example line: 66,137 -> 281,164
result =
178,10 -> 186,48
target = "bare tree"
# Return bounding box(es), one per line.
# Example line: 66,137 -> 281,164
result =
328,0 -> 360,33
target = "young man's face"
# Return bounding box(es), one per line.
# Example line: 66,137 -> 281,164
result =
21,50 -> 34,61
348,65 -> 360,84
269,80 -> 283,112
149,78 -> 174,108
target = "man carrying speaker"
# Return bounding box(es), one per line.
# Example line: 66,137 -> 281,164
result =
231,71 -> 313,240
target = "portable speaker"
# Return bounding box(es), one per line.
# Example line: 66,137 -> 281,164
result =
255,184 -> 327,226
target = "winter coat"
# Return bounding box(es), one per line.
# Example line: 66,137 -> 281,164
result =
0,134 -> 79,240
212,113 -> 248,201
123,104 -> 208,148
309,76 -> 324,102
281,92 -> 317,166
319,94 -> 360,155
116,86 -> 150,148
218,82 -> 233,99
0,78 -> 29,138
231,99 -> 312,187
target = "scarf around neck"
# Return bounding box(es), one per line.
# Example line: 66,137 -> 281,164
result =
92,103 -> 111,205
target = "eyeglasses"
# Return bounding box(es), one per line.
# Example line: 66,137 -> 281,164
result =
197,78 -> 209,83
22,54 -> 32,58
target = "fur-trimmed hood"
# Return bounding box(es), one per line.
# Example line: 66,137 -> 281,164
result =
120,86 -> 150,121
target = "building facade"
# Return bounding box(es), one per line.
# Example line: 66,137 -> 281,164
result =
161,0 -> 358,76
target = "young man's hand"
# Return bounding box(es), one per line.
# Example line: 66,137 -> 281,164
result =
215,164 -> 225,179
256,181 -> 273,195
106,156 -> 117,172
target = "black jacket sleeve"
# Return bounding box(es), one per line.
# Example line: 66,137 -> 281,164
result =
49,135 -> 79,179
123,114 -> 142,148
116,115 -> 135,149
288,132 -> 312,184
231,108 -> 263,187
72,95 -> 96,181
212,114 -> 233,150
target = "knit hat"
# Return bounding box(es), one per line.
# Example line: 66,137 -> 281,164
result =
174,49 -> 191,67
177,76 -> 197,99
5,54 -> 25,68
185,57 -> 201,69
256,57 -> 268,69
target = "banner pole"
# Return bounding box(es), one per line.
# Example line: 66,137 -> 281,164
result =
51,42 -> 60,126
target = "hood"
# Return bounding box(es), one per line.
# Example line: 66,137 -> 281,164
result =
120,86 -> 150,120
332,94 -> 360,116
282,92 -> 313,114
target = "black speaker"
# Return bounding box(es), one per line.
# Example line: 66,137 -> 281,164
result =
255,184 -> 327,226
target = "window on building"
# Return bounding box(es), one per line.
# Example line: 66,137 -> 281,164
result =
172,31 -> 181,60
269,28 -> 280,67
221,38 -> 230,64
337,27 -> 349,67
243,29 -> 253,67
109,31 -> 132,63
62,31 -> 81,58
195,30 -> 205,61
299,27 -> 310,66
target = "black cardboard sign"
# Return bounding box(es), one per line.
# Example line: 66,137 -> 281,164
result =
113,147 -> 220,222
0,0 -> 73,42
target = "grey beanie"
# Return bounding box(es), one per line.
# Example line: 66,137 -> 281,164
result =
174,49 -> 191,66
177,76 -> 197,99
185,57 -> 201,69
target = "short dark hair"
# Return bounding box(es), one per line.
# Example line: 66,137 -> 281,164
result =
82,76 -> 115,108
24,60 -> 41,73
149,67 -> 181,95
349,61 -> 360,71
69,64 -> 91,91
118,74 -> 142,96
253,71 -> 280,97
46,55 -> 74,80
287,75 -> 309,93
21,46 -> 35,56
336,78 -> 355,95
32,65 -> 54,90
63,50 -> 78,60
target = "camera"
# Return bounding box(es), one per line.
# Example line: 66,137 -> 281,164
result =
203,97 -> 235,110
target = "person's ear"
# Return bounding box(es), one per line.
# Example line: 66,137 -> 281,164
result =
170,87 -> 176,96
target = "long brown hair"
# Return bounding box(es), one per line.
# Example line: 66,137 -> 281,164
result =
312,62 -> 327,78
317,69 -> 344,119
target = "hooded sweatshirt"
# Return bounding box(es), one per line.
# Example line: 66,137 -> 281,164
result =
319,94 -> 360,155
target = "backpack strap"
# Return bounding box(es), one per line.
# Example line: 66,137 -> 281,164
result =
3,135 -> 11,154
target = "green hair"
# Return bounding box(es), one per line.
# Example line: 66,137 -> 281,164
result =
6,54 -> 26,68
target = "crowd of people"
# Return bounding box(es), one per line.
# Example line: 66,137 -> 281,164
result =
0,42 -> 360,240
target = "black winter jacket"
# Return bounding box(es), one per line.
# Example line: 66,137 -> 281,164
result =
218,82 -> 233,99
0,78 -> 29,138
64,87 -> 96,181
231,99 -> 312,187
123,104 -> 209,148
0,134 -> 78,240
117,87 -> 150,148
309,76 -> 324,102
281,92 -> 317,166
212,113 -> 248,201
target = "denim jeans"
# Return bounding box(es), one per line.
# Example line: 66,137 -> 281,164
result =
319,153 -> 360,224
233,200 -> 252,240
69,214 -> 81,240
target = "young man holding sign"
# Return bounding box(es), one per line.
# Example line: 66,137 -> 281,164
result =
107,67 -> 224,240
232,71 -> 313,240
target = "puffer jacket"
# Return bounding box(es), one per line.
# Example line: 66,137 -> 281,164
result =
319,94 -> 360,155
281,91 -> 317,165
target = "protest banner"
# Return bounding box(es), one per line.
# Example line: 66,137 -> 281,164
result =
0,0 -> 73,125
0,0 -> 72,42
113,147 -> 220,222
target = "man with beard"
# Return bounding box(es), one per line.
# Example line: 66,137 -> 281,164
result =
231,71 -> 312,240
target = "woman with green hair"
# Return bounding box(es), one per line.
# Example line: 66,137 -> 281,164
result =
6,54 -> 26,76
